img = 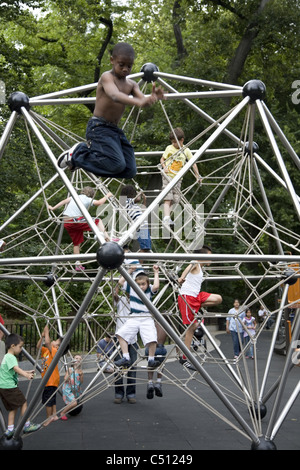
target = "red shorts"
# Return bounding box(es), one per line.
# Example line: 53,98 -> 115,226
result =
64,217 -> 99,246
178,292 -> 211,324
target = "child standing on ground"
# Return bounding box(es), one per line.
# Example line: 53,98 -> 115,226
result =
160,127 -> 201,225
48,186 -> 112,270
0,334 -> 41,438
58,42 -> 165,178
178,246 -> 222,370
37,326 -> 68,426
115,265 -> 161,370
243,309 -> 256,359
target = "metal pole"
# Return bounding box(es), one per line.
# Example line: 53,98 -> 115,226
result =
270,380 -> 300,440
252,159 -> 284,255
262,102 -> 300,171
164,90 -> 243,100
1,252 -> 300,266
20,106 -> 106,245
200,322 -> 251,400
13,267 -> 107,438
31,73 -> 144,101
157,77 -> 300,204
0,174 -> 59,233
265,309 -> 300,440
259,284 -> 289,402
118,95 -> 250,246
256,100 -> 300,220
154,70 -> 242,91
118,265 -> 260,444
0,111 -> 18,160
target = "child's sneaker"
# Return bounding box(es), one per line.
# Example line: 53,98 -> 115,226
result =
179,357 -> 197,371
154,382 -> 163,397
57,143 -> 80,170
4,429 -> 14,439
75,262 -> 85,271
23,423 -> 41,434
147,359 -> 160,369
115,357 -> 131,368
146,383 -> 154,399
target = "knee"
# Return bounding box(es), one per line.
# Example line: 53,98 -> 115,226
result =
215,295 -> 222,305
123,167 -> 136,179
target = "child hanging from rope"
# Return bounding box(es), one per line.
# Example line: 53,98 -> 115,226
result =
57,42 -> 165,178
60,355 -> 83,421
160,127 -> 201,225
48,186 -> 112,270
177,246 -> 222,371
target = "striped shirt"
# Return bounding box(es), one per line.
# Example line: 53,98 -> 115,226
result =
125,198 -> 148,228
125,281 -> 157,315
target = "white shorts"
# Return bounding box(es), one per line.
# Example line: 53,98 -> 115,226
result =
116,313 -> 157,346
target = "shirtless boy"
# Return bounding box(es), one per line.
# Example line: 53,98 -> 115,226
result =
58,42 -> 165,177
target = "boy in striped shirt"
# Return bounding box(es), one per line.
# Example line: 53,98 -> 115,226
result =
115,265 -> 160,369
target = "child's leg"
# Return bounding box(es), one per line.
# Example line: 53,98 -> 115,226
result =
7,408 -> 17,427
73,245 -> 80,255
116,335 -> 129,356
184,321 -> 198,352
71,120 -> 136,178
147,341 -> 157,357
202,293 -> 222,307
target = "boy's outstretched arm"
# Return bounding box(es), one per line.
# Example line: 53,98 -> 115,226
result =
152,265 -> 160,292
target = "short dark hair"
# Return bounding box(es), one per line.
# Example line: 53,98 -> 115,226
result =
6,333 -> 24,349
120,184 -> 136,199
193,245 -> 212,254
135,272 -> 149,286
111,42 -> 135,59
169,127 -> 185,142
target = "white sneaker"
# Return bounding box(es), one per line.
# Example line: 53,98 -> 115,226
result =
57,143 -> 80,170
0,240 -> 6,252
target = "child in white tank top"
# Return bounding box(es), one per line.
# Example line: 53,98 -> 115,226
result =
177,247 -> 222,370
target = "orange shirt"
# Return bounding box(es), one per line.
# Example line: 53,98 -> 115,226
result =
41,346 -> 60,387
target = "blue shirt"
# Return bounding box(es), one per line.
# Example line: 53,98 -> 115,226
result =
226,308 -> 245,332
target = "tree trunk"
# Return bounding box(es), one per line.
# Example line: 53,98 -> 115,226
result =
172,0 -> 188,63
225,0 -> 272,85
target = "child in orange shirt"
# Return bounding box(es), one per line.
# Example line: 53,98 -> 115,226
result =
37,326 -> 69,426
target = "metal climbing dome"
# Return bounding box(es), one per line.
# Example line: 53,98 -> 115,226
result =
0,64 -> 299,450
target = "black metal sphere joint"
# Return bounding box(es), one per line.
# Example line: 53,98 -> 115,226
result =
96,242 -> 125,270
0,435 -> 23,451
8,92 -> 30,113
245,141 -> 259,156
242,80 -> 266,103
140,63 -> 159,83
251,437 -> 277,450
282,269 -> 298,286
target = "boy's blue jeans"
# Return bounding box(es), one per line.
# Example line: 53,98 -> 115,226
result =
71,117 -> 136,178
